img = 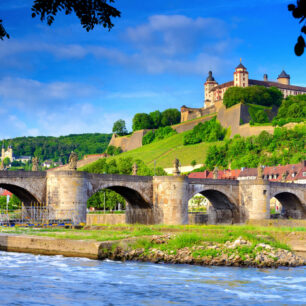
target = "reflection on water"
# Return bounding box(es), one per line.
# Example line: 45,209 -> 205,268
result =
0,251 -> 305,305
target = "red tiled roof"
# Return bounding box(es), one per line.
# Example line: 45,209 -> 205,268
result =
248,79 -> 306,92
239,161 -> 306,182
0,190 -> 12,196
189,161 -> 306,182
188,169 -> 240,180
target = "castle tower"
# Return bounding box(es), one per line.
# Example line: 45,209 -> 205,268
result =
1,143 -> 4,161
8,145 -> 13,161
234,59 -> 249,87
277,70 -> 290,85
204,71 -> 218,108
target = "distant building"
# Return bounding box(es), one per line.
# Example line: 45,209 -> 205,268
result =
1,144 -> 31,163
42,160 -> 53,168
188,161 -> 306,184
238,161 -> 306,183
1,145 -> 14,162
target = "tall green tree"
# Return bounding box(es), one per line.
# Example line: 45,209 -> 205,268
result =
149,110 -> 162,129
132,113 -> 153,131
112,119 -> 128,136
161,109 -> 181,126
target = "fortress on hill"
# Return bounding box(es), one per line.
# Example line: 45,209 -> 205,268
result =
181,60 -> 306,122
110,61 -> 306,153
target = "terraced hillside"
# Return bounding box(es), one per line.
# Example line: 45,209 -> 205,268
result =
99,131 -> 224,169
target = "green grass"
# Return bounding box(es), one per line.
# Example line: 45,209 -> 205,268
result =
2,224 -> 302,252
92,131 -> 224,168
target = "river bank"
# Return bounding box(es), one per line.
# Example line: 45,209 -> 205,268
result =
0,224 -> 305,268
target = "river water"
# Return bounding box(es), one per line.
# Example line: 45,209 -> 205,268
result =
0,251 -> 305,305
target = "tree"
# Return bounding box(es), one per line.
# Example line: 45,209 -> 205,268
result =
223,86 -> 282,108
2,157 -> 10,167
132,113 -> 153,131
161,109 -> 181,126
288,0 -> 306,56
0,0 -> 121,40
149,111 -> 162,129
112,119 -> 127,136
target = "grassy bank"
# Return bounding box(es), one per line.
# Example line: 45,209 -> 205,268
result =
1,224 -> 305,246
1,225 -> 305,267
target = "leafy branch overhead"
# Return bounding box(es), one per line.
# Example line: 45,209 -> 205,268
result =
288,0 -> 306,56
0,0 -> 120,40
0,19 -> 9,40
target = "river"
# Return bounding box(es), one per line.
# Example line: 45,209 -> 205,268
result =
0,251 -> 305,305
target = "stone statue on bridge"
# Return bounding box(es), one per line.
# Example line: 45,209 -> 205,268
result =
0,160 -> 4,171
257,164 -> 264,179
132,163 -> 138,175
173,158 -> 180,176
213,167 -> 218,179
68,152 -> 78,171
282,170 -> 288,182
32,157 -> 39,171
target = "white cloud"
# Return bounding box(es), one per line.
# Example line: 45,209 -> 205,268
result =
0,76 -> 134,138
125,15 -> 227,55
0,15 -> 238,76
0,77 -> 98,111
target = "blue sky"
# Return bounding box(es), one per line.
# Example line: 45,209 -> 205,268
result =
0,0 -> 305,138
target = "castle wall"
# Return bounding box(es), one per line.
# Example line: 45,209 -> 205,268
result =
108,129 -> 150,152
180,105 -> 216,123
172,114 -> 216,134
217,103 -> 242,136
109,134 -> 130,151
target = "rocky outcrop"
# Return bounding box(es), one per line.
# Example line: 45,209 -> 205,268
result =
99,235 -> 306,268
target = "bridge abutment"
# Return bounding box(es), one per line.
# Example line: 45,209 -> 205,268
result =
153,176 -> 189,225
239,179 -> 270,220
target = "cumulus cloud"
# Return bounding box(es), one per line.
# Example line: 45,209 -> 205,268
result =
125,15 -> 227,55
0,77 -> 98,110
0,77 -> 131,138
0,14 -> 238,75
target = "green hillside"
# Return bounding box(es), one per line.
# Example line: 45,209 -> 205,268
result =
2,133 -> 112,163
103,131 -> 224,168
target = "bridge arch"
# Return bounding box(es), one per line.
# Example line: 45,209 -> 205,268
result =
270,191 -> 306,219
188,187 -> 240,224
0,183 -> 40,206
87,175 -> 154,224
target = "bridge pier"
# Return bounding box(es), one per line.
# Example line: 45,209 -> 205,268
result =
46,171 -> 88,223
239,179 -> 270,220
153,176 -> 189,225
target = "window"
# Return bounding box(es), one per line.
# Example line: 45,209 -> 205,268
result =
303,172 -> 306,177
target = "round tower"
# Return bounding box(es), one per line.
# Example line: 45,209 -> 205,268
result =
277,70 -> 290,85
204,71 -> 218,108
234,59 -> 249,87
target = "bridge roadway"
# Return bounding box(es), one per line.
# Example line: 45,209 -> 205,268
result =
0,171 -> 304,224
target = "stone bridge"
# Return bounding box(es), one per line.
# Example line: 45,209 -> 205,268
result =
0,171 -> 305,224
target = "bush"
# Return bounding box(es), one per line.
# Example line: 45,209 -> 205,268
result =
248,106 -> 270,124
106,145 -> 122,156
183,117 -> 226,145
273,94 -> 306,125
132,113 -> 153,131
142,126 -> 177,145
204,124 -> 306,169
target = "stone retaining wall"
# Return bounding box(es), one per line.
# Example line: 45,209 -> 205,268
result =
86,214 -> 125,225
